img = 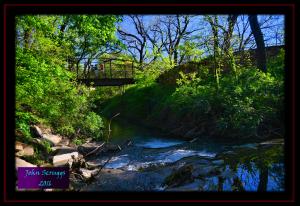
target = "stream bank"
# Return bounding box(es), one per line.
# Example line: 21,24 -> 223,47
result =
75,119 -> 284,192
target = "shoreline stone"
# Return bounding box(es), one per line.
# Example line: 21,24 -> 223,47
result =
42,134 -> 62,146
16,157 -> 37,169
53,152 -> 78,167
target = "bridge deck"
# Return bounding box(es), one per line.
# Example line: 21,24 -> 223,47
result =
78,78 -> 135,86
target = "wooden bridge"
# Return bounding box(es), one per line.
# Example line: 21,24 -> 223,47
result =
75,58 -> 135,86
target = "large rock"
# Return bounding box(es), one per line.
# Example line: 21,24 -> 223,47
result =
16,157 -> 36,168
51,146 -> 77,155
42,134 -> 62,146
16,145 -> 34,157
15,141 -> 24,152
79,168 -> 99,179
56,138 -> 70,147
85,161 -> 102,169
53,152 -> 78,167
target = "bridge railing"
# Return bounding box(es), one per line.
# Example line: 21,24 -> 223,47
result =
74,58 -> 135,80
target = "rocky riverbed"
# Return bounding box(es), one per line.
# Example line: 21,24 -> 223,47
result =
15,124 -> 285,192
78,137 -> 284,192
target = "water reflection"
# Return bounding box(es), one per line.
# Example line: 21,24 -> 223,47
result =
207,143 -> 285,192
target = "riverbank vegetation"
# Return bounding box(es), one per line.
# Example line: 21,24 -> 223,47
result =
15,15 -> 121,144
103,48 -> 284,140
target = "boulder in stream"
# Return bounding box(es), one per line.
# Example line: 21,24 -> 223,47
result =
79,168 -> 99,179
53,152 -> 78,167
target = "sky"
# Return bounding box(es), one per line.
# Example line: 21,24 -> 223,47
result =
117,14 -> 285,59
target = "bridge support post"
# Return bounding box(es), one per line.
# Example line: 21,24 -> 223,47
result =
110,60 -> 112,78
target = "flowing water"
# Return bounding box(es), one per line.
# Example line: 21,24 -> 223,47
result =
81,119 -> 285,192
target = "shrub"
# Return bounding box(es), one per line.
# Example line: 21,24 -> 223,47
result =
16,47 -> 105,140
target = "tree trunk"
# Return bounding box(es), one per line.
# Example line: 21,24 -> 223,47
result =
223,15 -> 238,52
174,49 -> 178,65
210,16 -> 219,76
24,29 -> 31,49
257,166 -> 269,191
248,15 -> 267,72
223,15 -> 238,73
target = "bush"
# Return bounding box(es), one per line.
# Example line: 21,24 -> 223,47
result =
160,51 -> 284,137
80,112 -> 104,140
102,50 -> 284,139
16,47 -> 105,140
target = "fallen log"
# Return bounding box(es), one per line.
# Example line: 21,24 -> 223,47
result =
83,142 -> 105,158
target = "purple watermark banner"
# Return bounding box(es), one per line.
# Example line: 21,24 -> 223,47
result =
18,167 -> 69,189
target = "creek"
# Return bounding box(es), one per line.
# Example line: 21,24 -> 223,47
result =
81,119 -> 285,192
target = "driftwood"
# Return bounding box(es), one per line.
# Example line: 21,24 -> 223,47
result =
189,137 -> 199,143
107,113 -> 120,142
83,142 -> 105,158
84,139 -> 132,183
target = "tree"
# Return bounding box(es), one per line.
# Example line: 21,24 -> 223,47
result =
223,15 -> 238,53
205,15 -> 221,87
143,17 -> 167,64
56,15 -> 120,77
15,15 -> 119,140
248,15 -> 267,72
117,15 -> 148,68
160,15 -> 199,65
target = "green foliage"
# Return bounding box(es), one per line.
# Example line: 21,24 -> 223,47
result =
267,48 -> 285,79
15,15 -> 114,141
167,51 -> 284,137
16,47 -> 105,139
103,49 -> 284,139
178,41 -> 204,63
40,140 -> 53,154
80,112 -> 104,140
15,111 -> 40,140
102,83 -> 175,122
134,60 -> 172,88
167,71 -> 215,116
22,154 -> 45,166
73,137 -> 85,146
157,62 -> 210,86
